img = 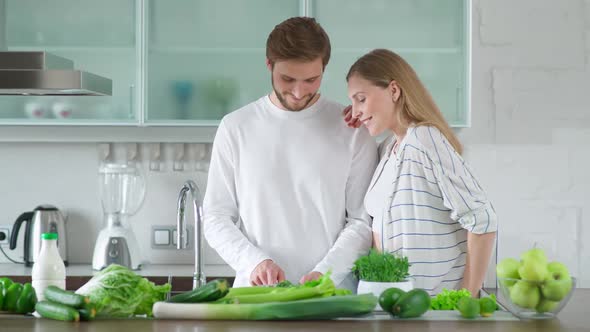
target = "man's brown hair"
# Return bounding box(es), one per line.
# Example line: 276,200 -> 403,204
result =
266,17 -> 331,69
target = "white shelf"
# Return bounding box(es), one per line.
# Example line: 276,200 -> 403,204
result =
332,47 -> 462,54
0,119 -> 137,126
144,119 -> 221,126
0,126 -> 219,143
7,46 -> 136,54
145,46 -> 460,55
148,46 -> 266,55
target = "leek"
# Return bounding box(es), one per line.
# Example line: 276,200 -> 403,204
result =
153,294 -> 378,320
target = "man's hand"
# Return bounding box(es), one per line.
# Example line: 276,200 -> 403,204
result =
299,271 -> 323,284
342,105 -> 361,128
250,259 -> 286,286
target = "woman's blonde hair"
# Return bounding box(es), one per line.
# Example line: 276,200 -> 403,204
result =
346,49 -> 462,155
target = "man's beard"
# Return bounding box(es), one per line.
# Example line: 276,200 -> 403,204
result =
271,81 -> 317,112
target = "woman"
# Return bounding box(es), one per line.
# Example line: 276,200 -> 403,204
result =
345,49 -> 497,296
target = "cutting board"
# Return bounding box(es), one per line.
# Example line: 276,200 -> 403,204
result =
153,302 -> 519,321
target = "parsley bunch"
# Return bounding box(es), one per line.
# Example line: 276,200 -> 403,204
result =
352,249 -> 410,282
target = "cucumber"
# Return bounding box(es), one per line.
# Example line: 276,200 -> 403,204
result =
44,285 -> 89,308
168,279 -> 229,303
16,283 -> 37,314
35,301 -> 80,322
392,288 -> 431,318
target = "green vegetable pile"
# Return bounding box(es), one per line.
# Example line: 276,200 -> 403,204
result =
154,271 -> 375,320
430,288 -> 472,310
352,249 -> 410,282
0,277 -> 36,314
75,264 -> 171,318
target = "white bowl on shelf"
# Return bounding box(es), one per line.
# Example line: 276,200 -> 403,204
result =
24,102 -> 49,119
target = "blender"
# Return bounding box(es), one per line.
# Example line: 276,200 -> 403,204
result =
92,163 -> 146,270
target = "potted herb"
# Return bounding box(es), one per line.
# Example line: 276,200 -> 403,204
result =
352,249 -> 412,308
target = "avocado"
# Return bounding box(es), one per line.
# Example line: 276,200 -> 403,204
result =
392,289 -> 431,318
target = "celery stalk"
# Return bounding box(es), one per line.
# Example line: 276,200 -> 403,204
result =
219,272 -> 336,304
227,286 -> 325,304
225,286 -> 280,296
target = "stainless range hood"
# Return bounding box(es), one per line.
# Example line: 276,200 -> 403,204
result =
0,51 -> 112,96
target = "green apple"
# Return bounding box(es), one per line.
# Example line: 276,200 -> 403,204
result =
510,281 -> 541,309
536,298 -> 559,313
518,256 -> 548,282
541,262 -> 573,301
546,261 -> 571,280
521,248 -> 548,265
497,258 -> 521,286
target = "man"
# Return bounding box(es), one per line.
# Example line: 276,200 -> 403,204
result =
203,17 -> 377,290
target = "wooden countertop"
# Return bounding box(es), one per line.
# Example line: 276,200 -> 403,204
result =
2,289 -> 588,332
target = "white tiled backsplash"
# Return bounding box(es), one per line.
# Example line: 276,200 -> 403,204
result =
1,0 -> 589,287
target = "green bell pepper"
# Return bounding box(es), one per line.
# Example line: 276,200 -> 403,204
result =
0,284 -> 4,310
16,283 -> 37,314
4,283 -> 23,312
0,277 -> 13,296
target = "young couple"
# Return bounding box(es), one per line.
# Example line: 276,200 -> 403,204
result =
203,17 -> 497,297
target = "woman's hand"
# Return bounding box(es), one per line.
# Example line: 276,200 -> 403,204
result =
250,259 -> 286,286
342,105 -> 362,128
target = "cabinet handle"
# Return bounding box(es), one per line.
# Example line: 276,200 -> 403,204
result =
129,84 -> 135,119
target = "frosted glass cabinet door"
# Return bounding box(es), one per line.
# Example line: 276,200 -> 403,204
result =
311,0 -> 470,126
145,0 -> 300,123
0,0 -> 138,124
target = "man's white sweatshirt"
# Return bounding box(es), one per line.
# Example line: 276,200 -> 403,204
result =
203,95 -> 378,288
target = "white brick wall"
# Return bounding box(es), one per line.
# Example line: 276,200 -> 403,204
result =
461,0 -> 590,287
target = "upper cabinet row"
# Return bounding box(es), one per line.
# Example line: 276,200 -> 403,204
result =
0,0 -> 470,127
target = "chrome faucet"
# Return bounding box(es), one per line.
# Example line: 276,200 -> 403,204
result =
176,180 -> 206,289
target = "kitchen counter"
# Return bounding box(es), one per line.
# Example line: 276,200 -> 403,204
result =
0,263 -> 235,291
0,263 -> 235,277
1,289 -> 589,332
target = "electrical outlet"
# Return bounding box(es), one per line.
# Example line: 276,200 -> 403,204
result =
151,225 -> 193,249
0,225 -> 12,245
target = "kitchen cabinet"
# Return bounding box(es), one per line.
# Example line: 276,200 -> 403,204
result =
145,0 -> 301,124
0,0 -> 139,125
0,0 -> 470,141
311,0 -> 470,127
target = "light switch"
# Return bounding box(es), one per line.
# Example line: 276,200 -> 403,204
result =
151,225 -> 192,249
154,230 -> 170,245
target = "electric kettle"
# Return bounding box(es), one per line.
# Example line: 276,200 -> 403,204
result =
9,205 -> 68,266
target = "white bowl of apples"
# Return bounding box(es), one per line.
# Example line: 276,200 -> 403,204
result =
497,248 -> 576,320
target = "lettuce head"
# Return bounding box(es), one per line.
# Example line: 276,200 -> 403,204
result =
76,264 -> 171,317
